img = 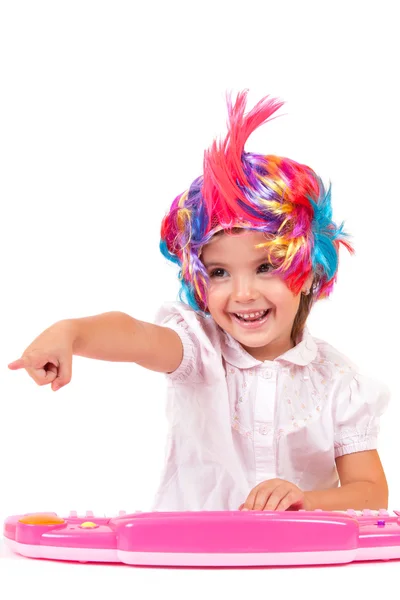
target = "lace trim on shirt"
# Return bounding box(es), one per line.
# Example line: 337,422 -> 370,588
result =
334,426 -> 379,457
165,320 -> 197,383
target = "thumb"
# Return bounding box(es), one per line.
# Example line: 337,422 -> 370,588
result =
51,356 -> 73,391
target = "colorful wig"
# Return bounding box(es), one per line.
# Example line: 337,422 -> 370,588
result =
160,91 -> 353,313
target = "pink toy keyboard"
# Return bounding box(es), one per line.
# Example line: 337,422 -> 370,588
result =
4,509 -> 400,567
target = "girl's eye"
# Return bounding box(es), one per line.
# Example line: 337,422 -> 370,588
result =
210,268 -> 227,278
257,263 -> 273,273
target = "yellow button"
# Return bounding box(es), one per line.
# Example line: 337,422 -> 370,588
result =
79,521 -> 98,528
19,514 -> 65,526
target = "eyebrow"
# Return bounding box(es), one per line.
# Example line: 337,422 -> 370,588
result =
203,257 -> 269,268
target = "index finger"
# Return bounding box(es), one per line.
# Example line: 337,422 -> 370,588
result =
8,358 -> 26,370
8,355 -> 56,371
241,488 -> 257,510
242,482 -> 272,510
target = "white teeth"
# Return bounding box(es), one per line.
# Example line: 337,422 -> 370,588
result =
235,310 -> 267,319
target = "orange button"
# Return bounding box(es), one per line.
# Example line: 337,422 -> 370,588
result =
19,513 -> 65,526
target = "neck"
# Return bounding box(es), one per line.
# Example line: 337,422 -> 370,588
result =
242,336 -> 295,362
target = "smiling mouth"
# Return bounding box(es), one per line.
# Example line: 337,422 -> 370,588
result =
232,309 -> 271,322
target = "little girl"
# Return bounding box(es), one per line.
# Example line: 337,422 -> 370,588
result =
9,91 -> 389,512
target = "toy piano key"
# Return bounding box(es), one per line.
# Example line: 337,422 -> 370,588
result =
4,509 -> 400,567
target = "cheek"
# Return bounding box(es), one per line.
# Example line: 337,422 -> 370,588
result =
267,283 -> 300,312
207,283 -> 226,303
206,284 -> 230,316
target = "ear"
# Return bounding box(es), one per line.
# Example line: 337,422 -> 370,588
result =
301,273 -> 314,295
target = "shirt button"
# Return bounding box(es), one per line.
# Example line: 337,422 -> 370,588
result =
261,369 -> 272,379
259,426 -> 270,435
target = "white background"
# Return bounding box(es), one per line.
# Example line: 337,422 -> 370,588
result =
0,0 -> 399,597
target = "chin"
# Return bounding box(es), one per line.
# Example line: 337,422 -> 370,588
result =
234,332 -> 274,348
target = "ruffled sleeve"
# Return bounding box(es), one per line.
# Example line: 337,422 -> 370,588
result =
333,373 -> 390,458
154,301 -> 223,384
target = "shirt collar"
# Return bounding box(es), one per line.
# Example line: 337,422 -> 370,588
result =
220,326 -> 318,369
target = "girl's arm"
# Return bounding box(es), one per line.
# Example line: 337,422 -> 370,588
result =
303,450 -> 388,510
9,312 -> 184,391
70,312 -> 183,373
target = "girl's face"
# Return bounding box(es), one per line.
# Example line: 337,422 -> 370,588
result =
201,231 -> 313,361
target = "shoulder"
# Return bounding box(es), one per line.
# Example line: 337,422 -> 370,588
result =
154,301 -> 225,384
311,335 -> 358,374
308,332 -> 390,404
155,301 -> 223,354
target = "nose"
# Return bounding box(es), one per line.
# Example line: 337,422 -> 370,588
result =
231,274 -> 260,303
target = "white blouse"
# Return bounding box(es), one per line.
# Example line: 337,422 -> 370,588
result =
152,302 -> 389,511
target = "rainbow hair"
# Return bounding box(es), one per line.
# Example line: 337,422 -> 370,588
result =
160,91 -> 353,313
